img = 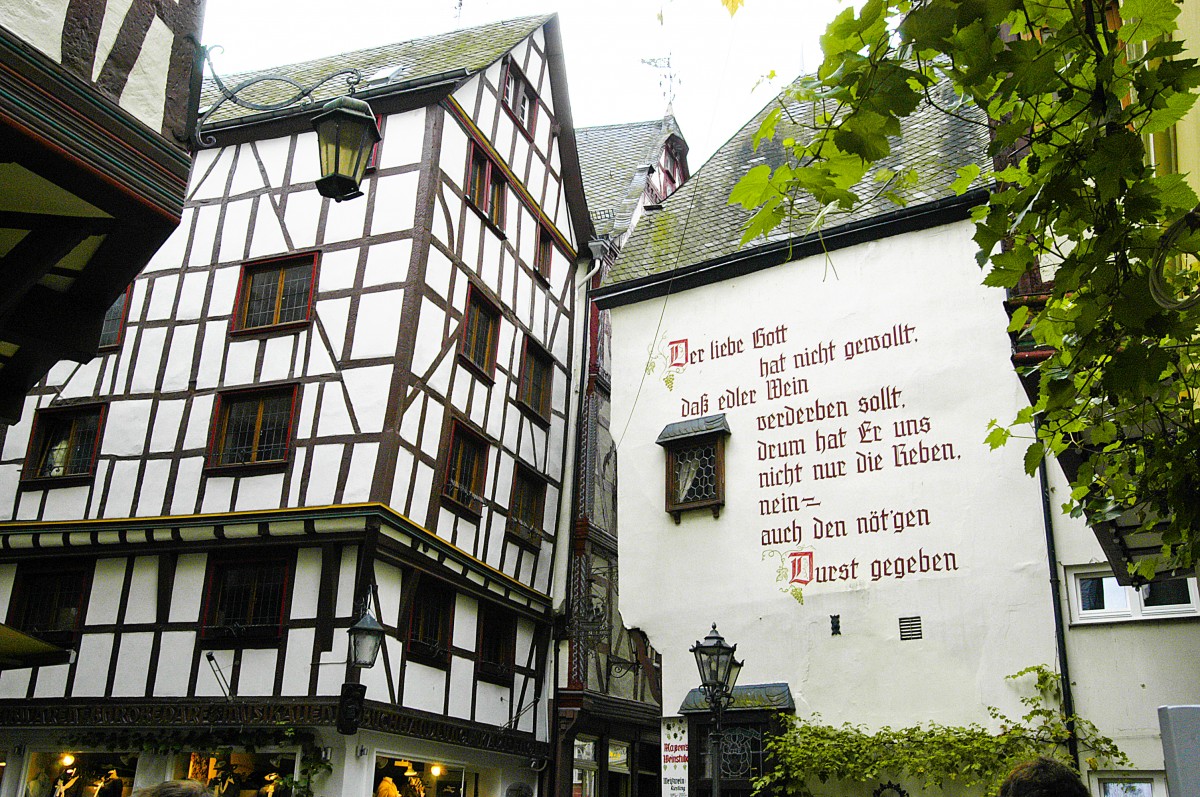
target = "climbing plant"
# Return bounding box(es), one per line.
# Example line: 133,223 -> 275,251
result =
752,666 -> 1126,796
727,0 -> 1200,575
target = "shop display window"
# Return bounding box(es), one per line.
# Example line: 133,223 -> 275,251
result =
372,757 -> 472,797
24,752 -> 137,797
572,738 -> 597,797
173,751 -> 296,797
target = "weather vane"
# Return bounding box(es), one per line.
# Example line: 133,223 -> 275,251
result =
640,55 -> 678,107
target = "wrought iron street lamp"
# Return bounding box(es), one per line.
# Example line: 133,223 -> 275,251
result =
195,47 -> 379,202
338,607 -> 385,735
312,95 -> 381,202
691,624 -> 742,797
348,608 -> 385,668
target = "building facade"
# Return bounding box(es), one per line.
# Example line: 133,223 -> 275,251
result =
554,117 -> 690,797
0,15 -> 591,797
0,0 -> 206,422
593,79 -> 1200,797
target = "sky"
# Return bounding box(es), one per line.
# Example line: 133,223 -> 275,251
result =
199,0 -> 846,165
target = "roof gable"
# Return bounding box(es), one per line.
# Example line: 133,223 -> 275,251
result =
577,116 -> 685,237
200,15 -> 553,127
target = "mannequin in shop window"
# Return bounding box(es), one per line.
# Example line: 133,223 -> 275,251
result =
375,778 -> 398,797
97,771 -> 123,797
52,767 -> 80,797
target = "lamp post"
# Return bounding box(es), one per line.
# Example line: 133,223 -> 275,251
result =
691,624 -> 742,797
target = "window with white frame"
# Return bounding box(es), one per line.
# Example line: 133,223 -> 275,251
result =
1068,567 -> 1199,623
1095,772 -> 1165,797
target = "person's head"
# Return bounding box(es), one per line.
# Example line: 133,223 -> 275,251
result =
136,781 -> 212,797
998,757 -> 1088,797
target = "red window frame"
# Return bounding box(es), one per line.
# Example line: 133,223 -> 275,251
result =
466,143 -> 507,228
442,420 -> 489,516
365,113 -> 384,172
21,404 -> 106,485
506,465 -> 546,550
206,386 -> 299,471
534,227 -> 554,281
477,602 -> 517,684
407,577 -> 455,668
200,552 -> 292,646
517,337 -> 553,422
6,560 -> 92,647
460,285 -> 501,377
231,252 -> 319,334
98,285 -> 132,350
501,58 -> 538,137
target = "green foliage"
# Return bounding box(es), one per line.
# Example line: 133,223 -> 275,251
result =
753,666 -> 1127,796
730,0 -> 1200,572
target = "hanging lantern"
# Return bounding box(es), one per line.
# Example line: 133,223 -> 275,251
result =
312,95 -> 380,202
348,609 -> 385,667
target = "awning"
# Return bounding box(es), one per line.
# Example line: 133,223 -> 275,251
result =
0,623 -> 74,670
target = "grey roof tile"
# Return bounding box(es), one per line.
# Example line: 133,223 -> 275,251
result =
576,116 -> 684,237
200,15 -> 552,126
604,77 -> 992,286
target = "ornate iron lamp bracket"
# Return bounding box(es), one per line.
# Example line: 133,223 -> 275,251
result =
195,46 -> 364,147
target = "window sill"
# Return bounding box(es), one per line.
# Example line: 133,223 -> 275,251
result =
441,490 -> 484,520
667,498 -> 724,524
505,520 -> 544,551
477,663 -> 515,686
515,399 -> 550,428
1070,611 -> 1200,627
204,459 -> 290,478
501,104 -> 536,142
229,319 -> 313,338
19,474 -> 95,490
457,352 -> 497,384
407,640 -> 452,670
465,200 -> 508,239
199,632 -> 284,649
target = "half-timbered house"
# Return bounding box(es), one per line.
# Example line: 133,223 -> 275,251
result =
0,2 -> 205,421
554,117 -> 689,797
0,15 -> 590,797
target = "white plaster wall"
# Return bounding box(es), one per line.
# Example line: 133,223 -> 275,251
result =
609,220 -> 1057,730
0,1 -> 69,62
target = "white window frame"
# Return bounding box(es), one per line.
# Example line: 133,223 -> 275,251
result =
1067,566 -> 1200,624
1091,770 -> 1165,797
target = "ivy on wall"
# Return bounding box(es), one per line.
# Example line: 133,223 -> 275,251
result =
752,666 -> 1127,796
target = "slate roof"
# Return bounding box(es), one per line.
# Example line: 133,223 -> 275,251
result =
199,15 -> 553,126
576,116 -> 685,238
601,77 -> 993,288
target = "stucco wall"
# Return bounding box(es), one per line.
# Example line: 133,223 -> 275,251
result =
609,220 -> 1060,730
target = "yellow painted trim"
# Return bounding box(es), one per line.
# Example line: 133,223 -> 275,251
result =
0,502 -> 551,603
443,97 -> 577,259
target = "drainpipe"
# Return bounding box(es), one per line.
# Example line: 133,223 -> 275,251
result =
1037,452 -> 1080,767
